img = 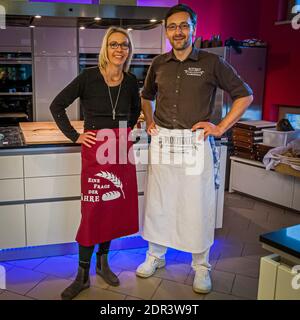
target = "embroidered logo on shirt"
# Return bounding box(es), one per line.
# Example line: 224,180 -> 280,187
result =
184,67 -> 205,77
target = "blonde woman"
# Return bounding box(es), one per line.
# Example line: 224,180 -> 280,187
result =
50,27 -> 140,300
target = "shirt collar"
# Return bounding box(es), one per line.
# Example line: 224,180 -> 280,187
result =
164,46 -> 200,62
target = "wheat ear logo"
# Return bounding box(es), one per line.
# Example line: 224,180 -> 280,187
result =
95,171 -> 125,201
291,5 -> 300,30
0,5 -> 6,29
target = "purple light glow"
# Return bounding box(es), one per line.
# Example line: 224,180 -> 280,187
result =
29,0 -> 98,4
137,0 -> 178,7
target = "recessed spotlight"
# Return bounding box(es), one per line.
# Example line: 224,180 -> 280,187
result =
29,25 -> 35,28
127,28 -> 133,31
94,17 -> 101,21
150,19 -> 157,23
79,26 -> 85,30
35,15 -> 42,19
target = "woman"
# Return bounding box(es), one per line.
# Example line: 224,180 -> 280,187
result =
50,27 -> 141,300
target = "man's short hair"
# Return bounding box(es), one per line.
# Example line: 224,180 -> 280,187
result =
165,4 -> 197,28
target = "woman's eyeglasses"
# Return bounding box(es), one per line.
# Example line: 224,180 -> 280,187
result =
166,22 -> 192,32
108,42 -> 130,50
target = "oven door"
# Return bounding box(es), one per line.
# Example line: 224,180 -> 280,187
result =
0,52 -> 33,125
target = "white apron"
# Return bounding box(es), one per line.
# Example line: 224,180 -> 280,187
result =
141,126 -> 216,253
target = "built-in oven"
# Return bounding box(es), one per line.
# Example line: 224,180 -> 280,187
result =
0,52 -> 33,125
78,52 -> 157,120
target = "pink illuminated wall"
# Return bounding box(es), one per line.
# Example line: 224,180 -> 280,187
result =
179,0 -> 300,121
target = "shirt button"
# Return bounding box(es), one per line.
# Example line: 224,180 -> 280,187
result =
177,75 -> 180,79
175,90 -> 179,93
173,119 -> 176,122
173,104 -> 177,107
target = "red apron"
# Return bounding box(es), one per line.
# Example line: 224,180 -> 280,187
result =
76,128 -> 139,246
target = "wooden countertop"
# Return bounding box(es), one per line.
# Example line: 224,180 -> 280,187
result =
19,121 -> 84,144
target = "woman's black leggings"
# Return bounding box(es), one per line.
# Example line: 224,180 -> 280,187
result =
79,241 -> 111,268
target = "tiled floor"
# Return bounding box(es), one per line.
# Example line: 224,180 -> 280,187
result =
0,192 -> 299,300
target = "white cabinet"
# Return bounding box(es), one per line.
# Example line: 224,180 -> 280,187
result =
258,254 -> 300,300
0,156 -> 23,179
25,176 -> 80,200
230,156 -> 300,210
0,179 -> 24,202
0,27 -> 31,49
24,153 -> 81,177
130,25 -> 163,54
33,27 -> 77,56
34,56 -> 78,121
292,179 -> 300,211
26,201 -> 81,246
79,29 -> 106,53
0,205 -> 26,249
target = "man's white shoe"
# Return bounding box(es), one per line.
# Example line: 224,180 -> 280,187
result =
193,266 -> 212,294
136,254 -> 166,278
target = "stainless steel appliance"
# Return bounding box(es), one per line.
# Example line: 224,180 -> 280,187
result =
0,52 -> 33,125
201,46 -> 267,125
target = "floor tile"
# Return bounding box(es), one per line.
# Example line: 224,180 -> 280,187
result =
224,194 -> 255,210
5,266 -> 47,295
125,295 -> 143,300
241,243 -> 270,262
231,274 -> 259,300
185,269 -> 235,294
151,279 -> 205,300
7,258 -> 47,270
33,256 -> 79,279
0,290 -> 34,300
26,275 -> 73,300
74,286 -> 126,300
154,262 -> 191,284
204,291 -> 237,300
215,256 -> 260,278
109,251 -> 147,272
108,271 -> 161,300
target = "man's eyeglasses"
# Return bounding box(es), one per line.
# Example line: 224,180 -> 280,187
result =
166,22 -> 192,32
108,41 -> 130,50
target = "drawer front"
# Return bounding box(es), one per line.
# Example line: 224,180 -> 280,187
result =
292,179 -> 300,211
231,161 -> 294,207
0,179 -> 24,202
0,204 -> 26,249
24,153 -> 81,177
26,200 -> 81,246
0,156 -> 23,179
275,264 -> 300,300
25,176 -> 80,200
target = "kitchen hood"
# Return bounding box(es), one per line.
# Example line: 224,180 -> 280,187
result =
1,0 -> 168,29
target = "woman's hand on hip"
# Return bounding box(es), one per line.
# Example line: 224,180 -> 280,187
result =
76,132 -> 97,148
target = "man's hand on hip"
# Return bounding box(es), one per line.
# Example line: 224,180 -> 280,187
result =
147,121 -> 159,136
191,122 -> 224,140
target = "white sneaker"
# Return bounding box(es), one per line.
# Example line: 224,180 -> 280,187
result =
193,266 -> 212,294
136,253 -> 166,278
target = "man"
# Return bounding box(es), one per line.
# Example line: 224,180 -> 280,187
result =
136,4 -> 253,294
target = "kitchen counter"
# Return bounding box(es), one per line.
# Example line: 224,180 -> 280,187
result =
0,125 -> 149,156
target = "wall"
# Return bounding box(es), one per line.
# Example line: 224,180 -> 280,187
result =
258,0 -> 300,121
179,0 -> 300,121
179,0 -> 261,42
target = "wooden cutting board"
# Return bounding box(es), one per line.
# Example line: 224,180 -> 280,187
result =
19,121 -> 84,144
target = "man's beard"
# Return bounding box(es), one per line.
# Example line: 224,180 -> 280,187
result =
171,36 -> 192,50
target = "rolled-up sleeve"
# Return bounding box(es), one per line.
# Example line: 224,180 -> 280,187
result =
141,63 -> 157,101
214,56 -> 253,101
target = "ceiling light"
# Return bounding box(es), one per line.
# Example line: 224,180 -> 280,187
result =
150,19 -> 157,23
79,26 -> 85,30
29,25 -> 35,28
127,28 -> 133,31
35,15 -> 42,19
94,17 -> 101,21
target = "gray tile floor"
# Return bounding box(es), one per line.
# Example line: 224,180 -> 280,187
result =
0,192 -> 299,300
